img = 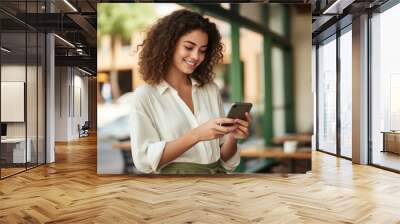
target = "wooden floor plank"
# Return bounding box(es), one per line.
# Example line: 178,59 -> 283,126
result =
0,134 -> 399,223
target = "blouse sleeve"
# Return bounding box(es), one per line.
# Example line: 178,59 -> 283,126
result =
215,84 -> 241,171
130,94 -> 166,174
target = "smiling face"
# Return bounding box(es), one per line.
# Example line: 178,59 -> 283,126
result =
171,29 -> 208,75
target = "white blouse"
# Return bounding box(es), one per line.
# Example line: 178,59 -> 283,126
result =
130,79 -> 241,174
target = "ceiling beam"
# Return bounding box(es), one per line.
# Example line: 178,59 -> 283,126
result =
182,4 -> 291,48
67,13 -> 96,38
55,55 -> 96,70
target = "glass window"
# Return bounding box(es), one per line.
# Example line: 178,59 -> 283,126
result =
371,3 -> 400,171
272,46 -> 285,135
239,3 -> 263,25
0,1 -> 46,179
1,25 -> 28,177
38,32 -> 45,165
239,28 -> 264,145
26,0 -> 39,168
220,3 -> 230,10
339,28 -> 352,158
269,4 -> 285,37
27,29 -> 38,169
312,46 -> 317,151
317,36 -> 337,154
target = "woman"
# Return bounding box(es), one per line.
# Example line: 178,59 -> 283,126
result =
131,9 -> 252,174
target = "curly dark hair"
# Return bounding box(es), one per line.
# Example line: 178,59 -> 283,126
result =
138,9 -> 224,87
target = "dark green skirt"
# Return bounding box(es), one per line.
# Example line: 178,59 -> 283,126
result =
160,160 -> 227,175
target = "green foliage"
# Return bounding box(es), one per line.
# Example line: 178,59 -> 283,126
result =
97,3 -> 157,46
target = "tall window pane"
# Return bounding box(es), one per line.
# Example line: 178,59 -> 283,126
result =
1,29 -> 28,177
272,46 -> 285,135
340,29 -> 352,158
38,32 -> 45,165
239,28 -> 264,144
269,4 -> 284,36
27,29 -> 38,169
317,37 -> 337,154
371,4 -> 400,171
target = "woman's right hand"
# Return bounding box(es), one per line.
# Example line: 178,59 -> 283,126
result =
191,118 -> 237,142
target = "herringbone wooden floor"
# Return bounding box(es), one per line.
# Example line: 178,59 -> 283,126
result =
1,135 -> 400,223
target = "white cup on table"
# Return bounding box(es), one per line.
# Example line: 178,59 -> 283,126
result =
284,140 -> 298,153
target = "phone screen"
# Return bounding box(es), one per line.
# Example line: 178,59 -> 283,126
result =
221,102 -> 252,126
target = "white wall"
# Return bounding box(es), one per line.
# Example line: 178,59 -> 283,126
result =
55,66 -> 69,141
71,73 -> 89,138
55,67 -> 89,141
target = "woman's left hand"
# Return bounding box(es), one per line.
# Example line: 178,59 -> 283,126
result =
227,112 -> 253,140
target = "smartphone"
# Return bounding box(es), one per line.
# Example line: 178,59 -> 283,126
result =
222,102 -> 253,126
